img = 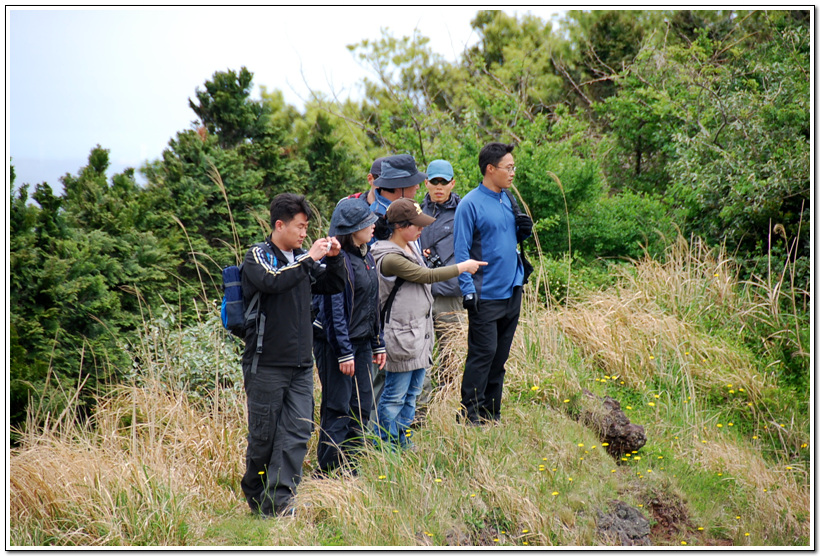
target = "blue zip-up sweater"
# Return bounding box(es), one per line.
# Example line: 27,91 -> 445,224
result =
453,183 -> 524,300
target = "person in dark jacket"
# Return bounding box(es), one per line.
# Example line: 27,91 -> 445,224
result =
240,193 -> 345,517
312,198 -> 386,475
417,159 -> 464,415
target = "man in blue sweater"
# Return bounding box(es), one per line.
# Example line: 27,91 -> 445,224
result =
453,142 -> 532,425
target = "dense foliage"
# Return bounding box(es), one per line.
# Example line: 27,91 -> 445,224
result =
9,10 -> 810,434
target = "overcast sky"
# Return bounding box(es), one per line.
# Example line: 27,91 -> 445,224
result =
8,6 -> 566,193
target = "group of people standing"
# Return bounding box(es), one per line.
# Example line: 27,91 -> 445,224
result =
237,142 -> 533,517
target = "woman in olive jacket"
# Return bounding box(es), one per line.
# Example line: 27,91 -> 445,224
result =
370,198 -> 486,449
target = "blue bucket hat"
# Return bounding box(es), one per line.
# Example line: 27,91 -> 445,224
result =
328,197 -> 379,236
373,154 -> 427,190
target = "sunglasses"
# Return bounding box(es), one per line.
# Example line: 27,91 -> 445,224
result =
429,178 -> 452,186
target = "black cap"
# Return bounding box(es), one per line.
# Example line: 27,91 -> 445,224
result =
373,154 -> 427,190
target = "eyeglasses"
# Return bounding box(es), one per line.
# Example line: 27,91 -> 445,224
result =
428,178 -> 452,186
494,165 -> 516,173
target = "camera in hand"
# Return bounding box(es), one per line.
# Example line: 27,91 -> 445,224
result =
427,253 -> 443,268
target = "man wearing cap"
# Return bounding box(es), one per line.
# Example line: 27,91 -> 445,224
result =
366,153 -> 428,426
454,142 -> 533,426
416,159 -> 464,415
369,154 -> 426,240
345,157 -> 386,207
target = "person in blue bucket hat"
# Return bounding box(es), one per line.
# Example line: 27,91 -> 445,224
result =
312,197 -> 386,476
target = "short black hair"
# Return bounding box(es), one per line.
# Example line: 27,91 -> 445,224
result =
479,142 -> 515,176
270,193 -> 312,229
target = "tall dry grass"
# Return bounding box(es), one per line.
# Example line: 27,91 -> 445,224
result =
9,234 -> 810,546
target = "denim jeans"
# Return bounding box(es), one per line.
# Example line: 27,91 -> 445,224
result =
374,368 -> 426,447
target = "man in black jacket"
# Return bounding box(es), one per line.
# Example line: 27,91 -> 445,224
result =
240,193 -> 345,517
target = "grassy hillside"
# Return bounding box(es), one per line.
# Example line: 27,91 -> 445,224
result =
9,238 -> 810,547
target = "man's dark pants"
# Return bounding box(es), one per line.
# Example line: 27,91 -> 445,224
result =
241,365 -> 314,516
315,337 -> 373,472
460,286 -> 523,423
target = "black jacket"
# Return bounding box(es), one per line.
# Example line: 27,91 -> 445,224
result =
241,238 -> 345,369
419,192 -> 462,297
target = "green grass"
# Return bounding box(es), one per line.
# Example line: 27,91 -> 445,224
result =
9,236 -> 810,547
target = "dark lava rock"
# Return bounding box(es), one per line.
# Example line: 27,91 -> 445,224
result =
580,389 -> 647,458
597,501 -> 652,546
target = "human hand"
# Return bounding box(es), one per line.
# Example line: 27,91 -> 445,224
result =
339,360 -> 355,377
462,293 -> 478,312
457,259 -> 488,275
326,236 -> 342,257
308,237 -> 332,261
373,352 -> 386,370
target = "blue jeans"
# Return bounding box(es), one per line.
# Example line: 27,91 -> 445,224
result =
374,368 -> 426,447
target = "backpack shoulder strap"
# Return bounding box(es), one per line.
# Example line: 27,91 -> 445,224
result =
247,241 -> 276,375
380,277 -> 406,327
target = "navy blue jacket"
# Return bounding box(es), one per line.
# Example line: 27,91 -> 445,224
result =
312,247 -> 386,364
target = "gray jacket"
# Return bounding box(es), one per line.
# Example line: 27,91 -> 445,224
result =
371,240 -> 434,373
419,192 -> 461,298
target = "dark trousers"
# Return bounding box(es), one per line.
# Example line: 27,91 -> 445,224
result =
460,286 -> 522,423
241,365 -> 314,516
315,337 -> 373,472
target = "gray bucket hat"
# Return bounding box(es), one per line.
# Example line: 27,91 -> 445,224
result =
373,154 -> 427,190
329,197 -> 379,236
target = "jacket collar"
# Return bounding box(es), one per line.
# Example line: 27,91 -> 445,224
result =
421,191 -> 460,214
265,238 -> 304,261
